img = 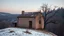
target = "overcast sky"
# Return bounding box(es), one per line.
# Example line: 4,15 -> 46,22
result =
0,0 -> 64,14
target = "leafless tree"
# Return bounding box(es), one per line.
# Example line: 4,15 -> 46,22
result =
41,4 -> 64,36
41,4 -> 59,30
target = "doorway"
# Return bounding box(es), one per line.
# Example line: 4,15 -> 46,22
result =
29,21 -> 32,28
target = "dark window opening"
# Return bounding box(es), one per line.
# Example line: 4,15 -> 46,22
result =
39,20 -> 41,24
29,21 -> 32,28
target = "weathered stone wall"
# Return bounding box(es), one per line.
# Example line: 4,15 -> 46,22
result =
17,18 -> 36,29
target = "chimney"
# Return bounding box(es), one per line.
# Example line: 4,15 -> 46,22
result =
22,10 -> 25,15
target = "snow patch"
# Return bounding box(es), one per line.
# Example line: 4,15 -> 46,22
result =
0,28 -> 53,36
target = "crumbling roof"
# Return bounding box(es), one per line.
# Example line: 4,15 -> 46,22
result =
17,12 -> 44,18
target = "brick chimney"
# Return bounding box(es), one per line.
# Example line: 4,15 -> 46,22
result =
22,10 -> 25,15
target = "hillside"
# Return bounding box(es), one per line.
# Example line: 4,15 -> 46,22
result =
0,12 -> 20,22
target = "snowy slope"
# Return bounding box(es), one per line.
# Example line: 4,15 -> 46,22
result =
0,28 -> 55,36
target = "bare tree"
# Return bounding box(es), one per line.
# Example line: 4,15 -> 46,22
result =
41,4 -> 58,29
41,4 -> 51,29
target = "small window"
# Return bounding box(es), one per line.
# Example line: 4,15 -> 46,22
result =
39,20 -> 41,24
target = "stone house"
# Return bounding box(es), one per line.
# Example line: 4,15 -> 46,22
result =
17,11 -> 44,29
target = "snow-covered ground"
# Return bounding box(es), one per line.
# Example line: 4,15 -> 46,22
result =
0,28 -> 56,36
